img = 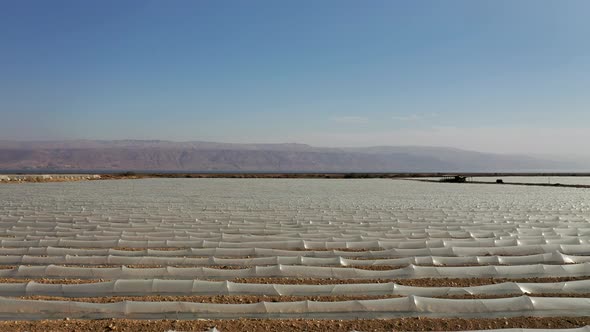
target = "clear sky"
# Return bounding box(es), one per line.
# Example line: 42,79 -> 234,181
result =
1,0 -> 589,155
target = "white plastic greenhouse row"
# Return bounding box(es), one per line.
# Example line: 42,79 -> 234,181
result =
0,215 -> 588,223
10,216 -> 583,223
3,238 -> 590,249
2,229 -> 589,240
10,214 -> 544,219
1,279 -> 589,297
0,251 -> 589,267
1,263 -> 590,280
6,234 -> 590,243
65,227 -> 590,235
3,226 -> 590,235
0,296 -> 588,320
0,227 -> 590,240
3,215 -> 586,222
2,244 -> 590,257
110,203 -> 580,209
3,220 -> 589,230
5,230 -> 583,237
10,214 -> 570,220
4,204 -> 583,211
7,228 -> 586,237
5,220 -> 589,233
3,217 -> 589,225
5,216 -> 587,221
3,204 -> 586,212
9,235 -> 590,246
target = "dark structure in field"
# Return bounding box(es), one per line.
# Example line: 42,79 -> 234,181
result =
440,175 -> 467,183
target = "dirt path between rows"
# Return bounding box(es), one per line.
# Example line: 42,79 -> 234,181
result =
14,293 -> 590,304
1,316 -> 589,332
230,276 -> 590,286
0,264 -> 407,270
0,276 -> 587,286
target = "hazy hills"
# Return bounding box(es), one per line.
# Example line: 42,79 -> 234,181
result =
0,140 -> 581,172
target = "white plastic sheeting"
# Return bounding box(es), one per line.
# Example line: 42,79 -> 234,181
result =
0,296 -> 588,320
1,263 -> 589,280
2,245 -> 590,258
0,279 -> 588,297
2,179 -> 590,321
1,251 -> 589,266
2,237 -> 590,249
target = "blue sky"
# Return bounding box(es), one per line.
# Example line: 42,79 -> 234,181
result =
1,0 -> 589,154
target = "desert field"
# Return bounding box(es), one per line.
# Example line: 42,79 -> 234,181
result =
0,178 -> 589,331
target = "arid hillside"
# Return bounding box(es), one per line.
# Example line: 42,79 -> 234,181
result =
0,140 -> 575,172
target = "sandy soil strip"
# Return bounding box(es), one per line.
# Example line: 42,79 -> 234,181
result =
0,278 -> 106,284
13,293 -> 590,303
59,247 -> 431,252
0,276 -> 587,286
111,248 -> 186,251
230,276 -> 590,286
16,295 -> 398,303
0,264 -> 405,270
1,316 -> 589,332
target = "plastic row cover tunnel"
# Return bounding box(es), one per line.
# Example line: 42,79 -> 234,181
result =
1,263 -> 589,280
0,296 -> 588,320
0,279 -> 589,297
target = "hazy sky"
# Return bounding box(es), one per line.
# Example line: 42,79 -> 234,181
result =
1,1 -> 589,155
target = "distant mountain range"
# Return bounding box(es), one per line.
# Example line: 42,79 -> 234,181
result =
0,140 -> 584,172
